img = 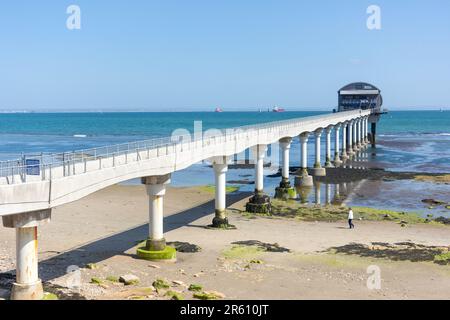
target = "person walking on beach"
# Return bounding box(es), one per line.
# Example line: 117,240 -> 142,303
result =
348,208 -> 355,229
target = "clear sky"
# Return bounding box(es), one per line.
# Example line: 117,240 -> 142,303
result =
0,1 -> 449,111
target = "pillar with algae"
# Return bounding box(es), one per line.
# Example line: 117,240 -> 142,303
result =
137,174 -> 176,261
210,156 -> 235,229
275,138 -> 296,200
295,133 -> 314,187
312,129 -> 326,176
246,144 -> 272,214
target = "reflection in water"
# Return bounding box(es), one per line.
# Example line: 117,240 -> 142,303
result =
325,183 -> 332,205
295,175 -> 364,206
335,183 -> 341,199
297,179 -> 366,206
296,186 -> 312,204
314,181 -> 321,205
303,179 -> 364,207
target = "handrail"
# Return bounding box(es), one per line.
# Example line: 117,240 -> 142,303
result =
0,109 -> 369,184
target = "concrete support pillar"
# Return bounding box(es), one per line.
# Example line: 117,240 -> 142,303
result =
255,145 -> 265,193
138,174 -> 176,261
295,133 -> 313,187
246,145 -> 271,214
371,122 -> 377,147
147,186 -> 165,246
214,163 -> 227,217
341,123 -> 348,160
2,209 -> 51,300
324,126 -> 334,168
357,119 -> 362,148
281,139 -> 291,182
352,120 -> 358,152
348,121 -> 355,155
210,156 -> 233,228
359,118 -> 364,147
365,117 -> 369,144
312,129 -> 326,176
275,138 -> 296,200
360,118 -> 365,147
334,124 -> 342,166
356,119 -> 359,148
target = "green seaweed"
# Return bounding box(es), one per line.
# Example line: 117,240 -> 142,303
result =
222,245 -> 264,260
250,259 -> 263,264
85,263 -> 98,270
136,245 -> 177,261
106,276 -> 120,283
268,200 -> 430,225
188,284 -> 203,292
200,185 -> 240,194
152,278 -> 170,290
166,290 -> 184,300
434,252 -> 450,265
42,292 -> 58,300
193,291 -> 220,300
90,277 -> 103,284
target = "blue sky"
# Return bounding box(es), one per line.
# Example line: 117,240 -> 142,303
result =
0,1 -> 449,111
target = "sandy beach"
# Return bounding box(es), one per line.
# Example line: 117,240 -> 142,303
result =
1,183 -> 450,300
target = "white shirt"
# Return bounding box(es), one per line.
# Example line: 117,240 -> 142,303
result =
348,210 -> 354,220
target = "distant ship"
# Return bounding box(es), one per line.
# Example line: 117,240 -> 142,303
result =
215,107 -> 223,113
272,106 -> 285,113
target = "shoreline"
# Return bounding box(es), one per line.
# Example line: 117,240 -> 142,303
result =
1,183 -> 450,300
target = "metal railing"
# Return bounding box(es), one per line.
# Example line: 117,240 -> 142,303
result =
0,109 -> 369,185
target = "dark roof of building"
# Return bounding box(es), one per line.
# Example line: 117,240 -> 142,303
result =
338,82 -> 380,93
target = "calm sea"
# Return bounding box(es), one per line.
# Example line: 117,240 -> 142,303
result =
0,110 -> 449,217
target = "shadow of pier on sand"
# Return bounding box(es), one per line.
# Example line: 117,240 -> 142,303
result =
28,191 -> 251,282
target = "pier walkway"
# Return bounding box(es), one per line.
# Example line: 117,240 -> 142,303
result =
0,109 -> 373,299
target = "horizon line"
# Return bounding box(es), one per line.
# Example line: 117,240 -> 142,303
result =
0,108 -> 448,114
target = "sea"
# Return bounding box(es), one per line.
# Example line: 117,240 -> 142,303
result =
0,111 -> 449,217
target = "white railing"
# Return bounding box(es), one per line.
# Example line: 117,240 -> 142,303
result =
0,110 -> 368,185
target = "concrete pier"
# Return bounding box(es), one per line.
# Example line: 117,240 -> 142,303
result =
325,126 -> 334,168
246,145 -> 271,214
275,138 -> 296,200
137,174 -> 176,261
2,209 -> 51,300
295,133 -> 314,187
0,109 -> 380,297
312,129 -> 326,176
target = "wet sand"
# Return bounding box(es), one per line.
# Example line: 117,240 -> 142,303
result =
1,184 -> 450,300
